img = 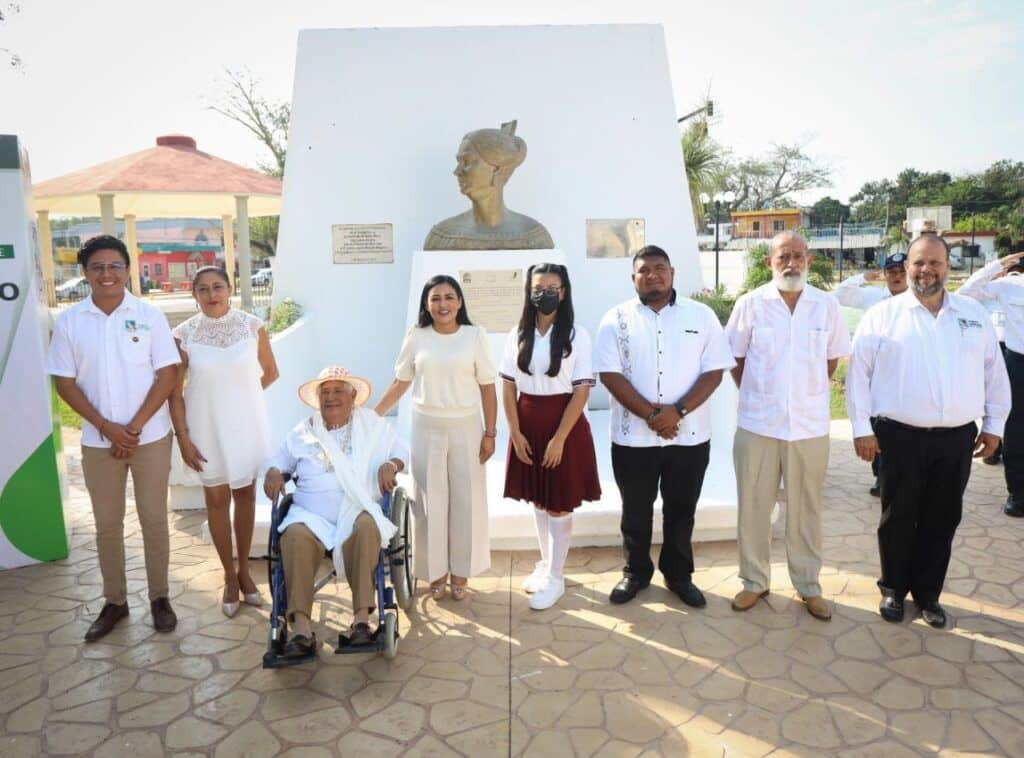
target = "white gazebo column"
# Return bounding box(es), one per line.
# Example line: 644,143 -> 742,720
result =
36,210 -> 56,306
235,195 -> 253,312
98,193 -> 116,235
124,214 -> 142,296
221,214 -> 235,284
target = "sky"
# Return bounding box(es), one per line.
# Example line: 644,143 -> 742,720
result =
2,0 -> 1021,207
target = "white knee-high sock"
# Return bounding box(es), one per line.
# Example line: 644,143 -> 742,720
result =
548,513 -> 572,580
533,508 -> 551,566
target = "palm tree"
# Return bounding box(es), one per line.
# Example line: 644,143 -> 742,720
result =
681,120 -> 725,232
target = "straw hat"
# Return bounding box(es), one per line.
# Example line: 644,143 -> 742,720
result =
297,365 -> 372,408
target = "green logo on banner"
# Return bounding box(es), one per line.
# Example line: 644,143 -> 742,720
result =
0,244 -> 13,259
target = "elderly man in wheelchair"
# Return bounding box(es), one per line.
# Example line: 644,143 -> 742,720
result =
262,365 -> 409,662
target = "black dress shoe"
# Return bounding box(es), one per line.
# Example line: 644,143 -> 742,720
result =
666,579 -> 706,608
983,453 -> 1002,465
869,478 -> 880,497
150,598 -> 177,633
84,602 -> 129,642
1005,497 -> 1024,518
609,575 -> 649,605
879,596 -> 904,623
282,633 -> 317,658
920,601 -> 947,629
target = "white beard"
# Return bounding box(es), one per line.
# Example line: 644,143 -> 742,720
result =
773,269 -> 808,293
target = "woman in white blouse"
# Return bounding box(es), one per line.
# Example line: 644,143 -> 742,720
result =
501,263 -> 600,609
375,275 -> 498,600
169,267 -> 279,617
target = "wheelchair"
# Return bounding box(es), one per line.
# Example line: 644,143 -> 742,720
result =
262,474 -> 415,668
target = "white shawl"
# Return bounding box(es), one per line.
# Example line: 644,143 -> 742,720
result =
307,407 -> 399,582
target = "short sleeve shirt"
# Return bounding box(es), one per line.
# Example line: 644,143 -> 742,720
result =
593,296 -> 736,447
499,325 -> 595,395
47,291 -> 180,447
725,283 -> 851,441
394,324 -> 497,417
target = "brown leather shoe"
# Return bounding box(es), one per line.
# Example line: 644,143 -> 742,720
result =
731,589 -> 769,611
84,602 -> 129,642
803,595 -> 832,621
150,598 -> 177,633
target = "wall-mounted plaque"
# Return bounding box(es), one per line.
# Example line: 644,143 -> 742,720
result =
332,223 -> 394,264
586,218 -> 645,259
458,268 -> 523,333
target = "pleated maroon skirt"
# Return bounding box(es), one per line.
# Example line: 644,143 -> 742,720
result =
503,392 -> 602,514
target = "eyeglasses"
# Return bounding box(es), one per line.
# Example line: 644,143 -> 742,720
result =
531,286 -> 563,296
86,262 -> 127,273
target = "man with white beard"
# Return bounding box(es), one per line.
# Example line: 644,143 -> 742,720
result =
725,232 -> 851,620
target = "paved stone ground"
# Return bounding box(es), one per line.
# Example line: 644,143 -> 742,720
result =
1,423 -> 1022,757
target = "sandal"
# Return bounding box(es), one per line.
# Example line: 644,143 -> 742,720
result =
430,582 -> 447,600
450,582 -> 467,601
348,622 -> 374,646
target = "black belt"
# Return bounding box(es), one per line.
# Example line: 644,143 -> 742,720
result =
875,418 -> 974,434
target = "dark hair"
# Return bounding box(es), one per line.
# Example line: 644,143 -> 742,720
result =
192,265 -> 231,289
632,244 -> 671,267
417,275 -> 473,328
517,263 -> 574,377
78,235 -> 129,268
907,233 -> 951,260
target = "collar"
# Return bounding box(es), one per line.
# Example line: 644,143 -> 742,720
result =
758,281 -> 824,304
82,289 -> 139,317
897,288 -> 961,314
631,290 -> 678,314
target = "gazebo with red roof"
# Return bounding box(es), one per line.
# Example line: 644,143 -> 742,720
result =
33,134 -> 282,310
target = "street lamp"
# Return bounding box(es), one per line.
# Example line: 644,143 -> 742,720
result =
700,190 -> 736,289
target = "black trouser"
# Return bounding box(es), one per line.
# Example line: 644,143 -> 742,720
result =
870,417 -> 881,478
1002,348 -> 1024,500
875,419 -> 976,605
611,442 -> 710,584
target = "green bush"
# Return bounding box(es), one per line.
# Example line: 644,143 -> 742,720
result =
691,285 -> 736,326
740,242 -> 835,294
267,298 -> 303,336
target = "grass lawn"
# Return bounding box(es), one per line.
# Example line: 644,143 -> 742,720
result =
57,395 -> 81,429
831,357 -> 849,420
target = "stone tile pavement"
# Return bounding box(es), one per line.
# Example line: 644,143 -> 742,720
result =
1,423 -> 1022,756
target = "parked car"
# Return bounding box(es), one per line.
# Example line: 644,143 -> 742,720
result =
251,268 -> 273,286
55,276 -> 90,302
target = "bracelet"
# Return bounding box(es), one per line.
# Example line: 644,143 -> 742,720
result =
99,420 -> 108,436
483,429 -> 497,439
646,407 -> 661,422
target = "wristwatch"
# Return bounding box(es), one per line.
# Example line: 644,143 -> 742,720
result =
673,400 -> 689,419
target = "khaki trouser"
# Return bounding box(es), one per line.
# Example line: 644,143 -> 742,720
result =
734,428 -> 829,597
411,411 -> 490,583
280,513 -> 380,620
81,433 -> 173,604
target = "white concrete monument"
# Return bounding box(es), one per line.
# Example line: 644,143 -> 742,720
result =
200,25 -> 744,551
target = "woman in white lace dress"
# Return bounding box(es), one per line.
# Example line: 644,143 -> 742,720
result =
169,267 -> 279,617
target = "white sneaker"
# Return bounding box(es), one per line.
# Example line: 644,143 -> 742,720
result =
522,562 -> 548,594
529,577 -> 565,610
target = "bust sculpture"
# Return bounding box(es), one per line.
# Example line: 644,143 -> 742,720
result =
424,121 -> 554,250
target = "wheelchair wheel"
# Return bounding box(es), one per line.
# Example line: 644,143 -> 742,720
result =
389,487 -> 416,611
382,610 -> 398,660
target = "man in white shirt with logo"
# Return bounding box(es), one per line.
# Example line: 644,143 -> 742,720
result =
594,245 -> 735,608
725,232 -> 850,620
957,251 -> 1024,517
47,236 -> 181,642
847,234 -> 1010,627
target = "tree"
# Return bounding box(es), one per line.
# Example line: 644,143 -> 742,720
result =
209,69 -> 291,256
1,2 -> 23,69
810,196 -> 850,225
724,144 -> 832,210
680,119 -> 726,230
209,69 -> 289,178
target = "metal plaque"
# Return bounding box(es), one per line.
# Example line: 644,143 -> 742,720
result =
458,268 -> 523,333
586,218 -> 645,259
332,223 -> 394,264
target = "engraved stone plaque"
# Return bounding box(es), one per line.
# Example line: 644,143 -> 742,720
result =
458,268 -> 523,333
332,223 -> 394,264
586,218 -> 645,259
